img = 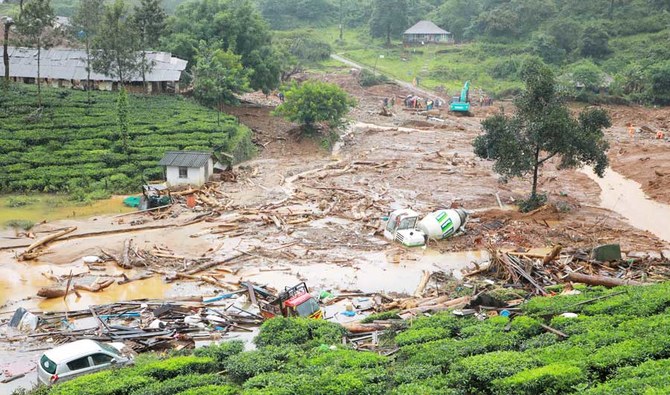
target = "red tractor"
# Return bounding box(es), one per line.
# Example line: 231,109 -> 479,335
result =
244,282 -> 323,320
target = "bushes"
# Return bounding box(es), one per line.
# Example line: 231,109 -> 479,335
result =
254,317 -> 345,349
358,69 -> 389,87
135,356 -> 217,381
0,86 -> 253,196
226,346 -> 298,382
395,326 -> 450,346
491,363 -> 587,395
130,373 -> 229,395
175,385 -> 238,395
446,351 -> 540,394
49,370 -> 155,395
193,341 -> 244,370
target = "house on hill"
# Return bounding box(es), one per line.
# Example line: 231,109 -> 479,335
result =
159,151 -> 214,187
0,47 -> 187,93
403,21 -> 453,45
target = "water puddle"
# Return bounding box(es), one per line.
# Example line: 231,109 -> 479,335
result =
582,167 -> 670,243
0,195 -> 134,226
240,249 -> 488,295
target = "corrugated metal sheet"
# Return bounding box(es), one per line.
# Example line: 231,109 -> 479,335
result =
404,21 -> 450,35
0,47 -> 187,82
158,151 -> 212,168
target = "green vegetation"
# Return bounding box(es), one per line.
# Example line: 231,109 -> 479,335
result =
0,84 -> 254,197
19,282 -> 670,395
273,80 -> 356,131
474,58 -> 610,208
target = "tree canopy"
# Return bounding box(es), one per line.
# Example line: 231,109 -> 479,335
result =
473,59 -> 611,208
273,80 -> 356,130
192,42 -> 249,109
92,0 -> 141,83
369,0 -> 408,46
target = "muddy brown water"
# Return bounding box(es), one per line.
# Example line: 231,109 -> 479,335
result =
582,167 -> 670,243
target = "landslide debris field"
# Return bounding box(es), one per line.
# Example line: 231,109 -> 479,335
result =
1,71 -> 669,389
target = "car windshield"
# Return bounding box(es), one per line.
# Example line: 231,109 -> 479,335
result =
398,217 -> 417,230
40,354 -> 57,374
97,341 -> 121,356
295,298 -> 319,317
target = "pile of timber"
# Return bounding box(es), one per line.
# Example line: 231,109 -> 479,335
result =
464,246 -> 670,295
15,300 -> 262,353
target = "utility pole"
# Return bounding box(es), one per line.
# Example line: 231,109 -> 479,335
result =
339,0 -> 343,41
3,17 -> 13,91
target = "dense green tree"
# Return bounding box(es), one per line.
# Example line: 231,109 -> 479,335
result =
570,60 -> 605,91
17,0 -> 55,106
133,0 -> 167,92
192,42 -> 249,121
256,0 -> 335,30
92,0 -> 141,84
545,19 -> 582,54
72,0 -> 104,107
580,23 -> 610,59
273,80 -> 356,131
432,0 -> 481,41
473,59 -> 611,207
530,33 -> 565,65
165,0 -> 280,93
647,61 -> 670,104
369,0 -> 408,46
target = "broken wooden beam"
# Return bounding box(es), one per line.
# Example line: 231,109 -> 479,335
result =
566,272 -> 644,287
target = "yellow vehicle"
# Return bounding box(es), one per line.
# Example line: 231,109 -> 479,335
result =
245,282 -> 323,320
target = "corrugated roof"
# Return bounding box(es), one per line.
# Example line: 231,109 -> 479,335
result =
0,47 -> 187,82
158,151 -> 212,168
404,20 -> 450,35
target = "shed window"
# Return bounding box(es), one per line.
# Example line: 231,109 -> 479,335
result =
178,167 -> 188,178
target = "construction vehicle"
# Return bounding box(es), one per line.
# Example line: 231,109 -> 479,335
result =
449,81 -> 471,115
244,282 -> 323,320
383,208 -> 468,247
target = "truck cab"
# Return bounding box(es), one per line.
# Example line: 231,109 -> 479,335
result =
383,209 -> 427,247
250,282 -> 323,320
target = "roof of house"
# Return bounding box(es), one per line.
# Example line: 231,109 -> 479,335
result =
0,47 -> 187,82
404,20 -> 450,35
159,151 -> 212,168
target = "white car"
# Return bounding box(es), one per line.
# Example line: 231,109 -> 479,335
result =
37,339 -> 133,385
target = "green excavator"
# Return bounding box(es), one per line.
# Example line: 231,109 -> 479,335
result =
449,81 -> 471,115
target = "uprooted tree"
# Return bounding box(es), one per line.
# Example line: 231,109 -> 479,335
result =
273,80 -> 356,132
473,58 -> 611,211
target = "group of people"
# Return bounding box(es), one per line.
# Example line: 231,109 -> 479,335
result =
627,123 -> 666,141
478,95 -> 494,107
399,95 -> 443,110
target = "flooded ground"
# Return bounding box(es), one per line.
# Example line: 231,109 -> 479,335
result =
583,167 -> 670,244
0,195 -> 134,226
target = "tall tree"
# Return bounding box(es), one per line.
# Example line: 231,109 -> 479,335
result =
165,0 -> 280,93
369,0 -> 408,46
132,0 -> 166,93
117,86 -> 129,154
17,0 -> 54,107
192,41 -> 249,124
473,59 -> 611,209
72,0 -> 104,107
92,0 -> 141,86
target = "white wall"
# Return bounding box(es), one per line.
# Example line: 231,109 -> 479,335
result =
166,165 -> 207,186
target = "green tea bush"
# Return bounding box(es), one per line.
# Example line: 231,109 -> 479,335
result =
49,369 -> 155,395
254,317 -> 345,349
587,336 -> 670,378
491,363 -> 587,395
391,376 -> 456,395
394,326 -> 451,346
391,363 -> 442,385
193,340 -> 244,369
304,348 -> 387,370
227,346 -> 299,382
130,373 -> 228,395
584,358 -> 670,394
135,356 -> 217,381
361,310 -> 400,323
519,333 -> 559,351
176,385 -> 238,395
446,351 -> 539,394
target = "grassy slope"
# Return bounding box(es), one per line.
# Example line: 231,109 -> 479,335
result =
25,282 -> 670,395
0,84 -> 253,195
323,25 -> 668,99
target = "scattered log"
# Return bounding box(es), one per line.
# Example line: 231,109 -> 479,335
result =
74,279 -> 115,293
413,271 -> 431,298
542,245 -> 563,265
186,250 -> 247,275
117,273 -> 153,285
566,272 -> 644,287
121,239 -> 133,269
342,322 -> 390,333
403,296 -> 471,314
19,227 -> 77,260
540,324 -> 569,338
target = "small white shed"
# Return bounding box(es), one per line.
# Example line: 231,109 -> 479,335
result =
159,151 -> 214,187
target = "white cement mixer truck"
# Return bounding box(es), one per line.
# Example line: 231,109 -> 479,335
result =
383,208 -> 468,247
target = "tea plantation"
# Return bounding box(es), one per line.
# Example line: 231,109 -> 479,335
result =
0,85 -> 254,198
19,282 -> 670,395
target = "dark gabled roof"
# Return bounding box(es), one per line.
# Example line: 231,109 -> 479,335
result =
404,20 -> 450,35
158,151 -> 212,168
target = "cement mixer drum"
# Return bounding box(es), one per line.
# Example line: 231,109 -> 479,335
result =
417,208 -> 468,240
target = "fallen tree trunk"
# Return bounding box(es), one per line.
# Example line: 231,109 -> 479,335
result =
413,271 -> 431,298
566,272 -> 644,287
37,279 -> 114,299
403,296 -> 471,314
342,322 -> 390,333
543,245 -> 563,265
20,227 -> 77,260
186,250 -> 247,275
